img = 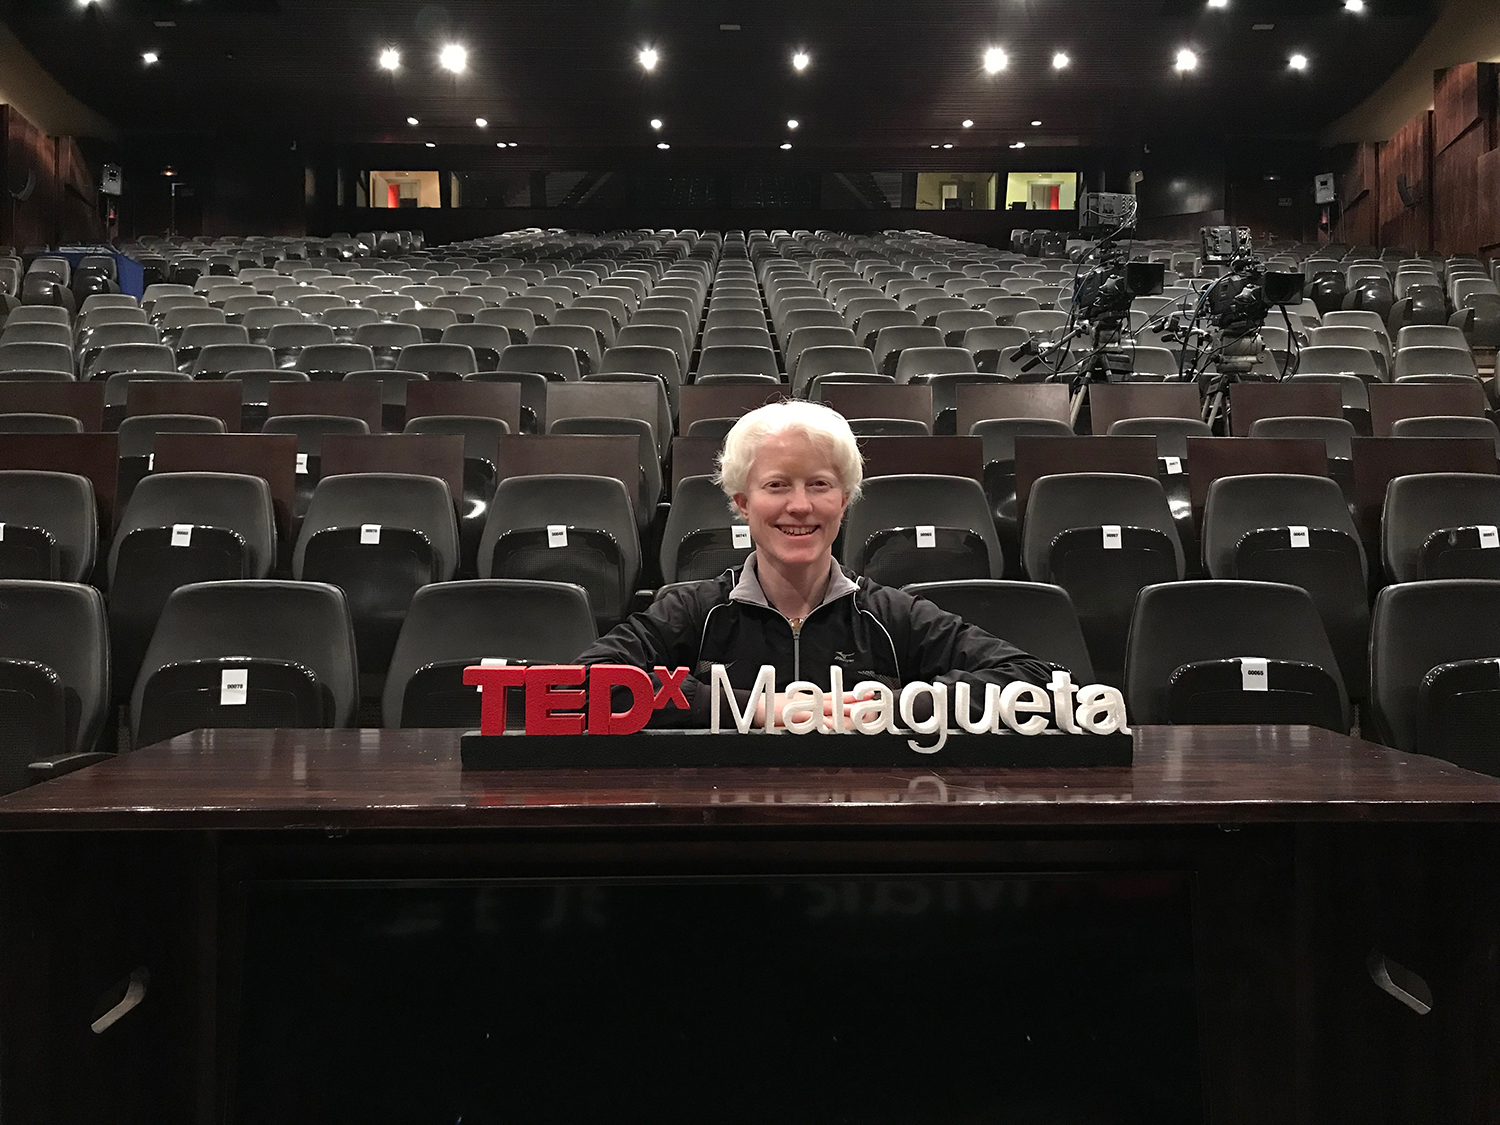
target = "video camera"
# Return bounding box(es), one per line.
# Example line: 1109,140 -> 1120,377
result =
1073,250 -> 1165,329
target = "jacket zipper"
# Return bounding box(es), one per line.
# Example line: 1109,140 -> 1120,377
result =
789,616 -> 803,681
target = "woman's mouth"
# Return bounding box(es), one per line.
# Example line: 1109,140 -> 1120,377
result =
777,525 -> 817,537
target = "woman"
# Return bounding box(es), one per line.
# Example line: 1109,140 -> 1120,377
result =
577,400 -> 1062,729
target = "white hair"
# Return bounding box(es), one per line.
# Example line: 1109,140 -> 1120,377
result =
713,400 -> 864,505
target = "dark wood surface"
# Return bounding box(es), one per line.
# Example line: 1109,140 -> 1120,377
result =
678,384 -> 783,433
1087,382 -> 1201,435
1230,382 -> 1345,435
545,381 -> 662,440
404,379 -> 521,435
125,379 -> 243,433
1185,436 -> 1329,527
1351,436 -> 1498,546
0,382 -> 105,432
856,435 -> 983,482
817,384 -> 934,425
266,380 -> 382,432
493,433 -> 640,497
0,432 -> 118,529
1013,435 -> 1159,523
1367,380 -> 1488,436
955,383 -> 1072,435
318,433 -> 466,502
2,725 -> 1499,831
152,433 -> 298,541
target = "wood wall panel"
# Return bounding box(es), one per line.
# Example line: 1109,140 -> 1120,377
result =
1377,111 -> 1432,254
1479,145 -> 1500,255
1434,64 -> 1493,153
0,106 -> 104,248
1335,142 -> 1380,247
1434,125 -> 1489,256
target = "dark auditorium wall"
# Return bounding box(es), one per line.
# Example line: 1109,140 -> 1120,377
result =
0,104 -> 103,248
1332,62 -> 1499,257
119,138 -> 307,241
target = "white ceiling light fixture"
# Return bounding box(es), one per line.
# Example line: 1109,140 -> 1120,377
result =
1031,119 -> 1042,126
930,144 -> 940,149
424,141 -> 436,148
1175,48 -> 1198,72
780,142 -> 793,150
1052,52 -> 1070,69
638,46 -> 659,71
657,141 -> 670,150
1289,53 -> 1309,70
786,118 -> 799,130
141,50 -> 160,65
406,116 -> 419,126
942,143 -> 954,149
650,118 -> 663,130
983,47 -> 1007,74
1208,0 -> 1228,7
792,50 -> 811,71
962,119 -> 974,128
1343,0 -> 1364,10
439,44 -> 467,73
378,47 -> 401,71
474,117 -> 488,127
1010,141 -> 1027,149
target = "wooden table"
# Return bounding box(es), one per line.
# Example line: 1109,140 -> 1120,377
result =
1,725 -> 1497,1123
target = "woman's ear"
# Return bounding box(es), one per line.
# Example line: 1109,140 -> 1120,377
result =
733,492 -> 750,519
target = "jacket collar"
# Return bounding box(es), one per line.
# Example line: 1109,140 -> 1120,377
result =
730,552 -> 859,612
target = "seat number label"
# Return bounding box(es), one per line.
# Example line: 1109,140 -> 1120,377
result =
220,668 -> 248,706
1289,525 -> 1310,548
360,524 -> 381,544
170,524 -> 193,547
1480,525 -> 1499,550
916,525 -> 936,548
295,453 -> 309,475
1240,657 -> 1269,692
1102,525 -> 1122,550
731,525 -> 752,549
547,525 -> 568,548
1162,456 -> 1183,475
0,523 -> 5,541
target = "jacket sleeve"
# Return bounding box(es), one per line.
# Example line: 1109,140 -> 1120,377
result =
875,585 -> 1069,722
573,581 -> 722,728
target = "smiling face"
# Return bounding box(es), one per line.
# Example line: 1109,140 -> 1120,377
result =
733,430 -> 850,577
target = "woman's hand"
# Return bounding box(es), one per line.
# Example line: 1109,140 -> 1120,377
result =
752,688 -> 876,731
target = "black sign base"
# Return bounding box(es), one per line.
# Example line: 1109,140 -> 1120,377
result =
459,729 -> 1133,770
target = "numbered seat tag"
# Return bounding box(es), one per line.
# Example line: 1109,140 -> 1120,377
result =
1480,525 -> 1499,550
170,524 -> 193,547
360,524 -> 381,544
1102,525 -> 1122,550
1162,456 -> 1183,476
220,668 -> 248,706
1288,525 -> 1310,548
1240,657 -> 1269,692
295,453 -> 309,475
547,525 -> 568,548
731,525 -> 752,549
915,525 -> 936,548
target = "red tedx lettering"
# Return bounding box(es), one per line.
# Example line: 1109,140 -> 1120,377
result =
524,666 -> 586,735
652,666 -> 690,711
463,665 -> 527,736
587,665 -> 656,735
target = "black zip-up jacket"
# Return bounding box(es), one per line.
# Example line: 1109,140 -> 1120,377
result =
575,556 -> 1065,727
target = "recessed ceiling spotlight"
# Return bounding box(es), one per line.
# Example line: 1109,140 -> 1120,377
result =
942,143 -> 954,149
657,141 -> 670,150
406,116 -> 419,125
77,0 -> 102,6
1031,119 -> 1042,126
1343,0 -> 1365,9
439,44 -> 467,73
497,142 -> 506,148
378,47 -> 400,71
638,46 -> 659,71
792,50 -> 811,71
1208,0 -> 1228,7
1175,48 -> 1198,72
650,117 -> 663,130
141,50 -> 160,65
1289,53 -> 1309,70
931,144 -> 940,149
424,141 -> 436,148
787,118 -> 799,130
983,47 -> 1008,74
962,119 -> 974,128
1010,141 -> 1027,149
474,117 -> 488,127
1052,52 -> 1070,69
780,142 -> 793,150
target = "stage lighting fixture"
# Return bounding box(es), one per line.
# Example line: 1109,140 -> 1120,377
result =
439,44 -> 467,73
983,47 -> 1007,73
638,47 -> 659,71
379,47 -> 400,71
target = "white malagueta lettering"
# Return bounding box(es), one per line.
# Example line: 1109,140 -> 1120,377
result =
710,665 -> 1130,752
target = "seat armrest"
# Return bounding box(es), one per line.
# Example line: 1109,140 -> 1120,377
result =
28,752 -> 114,784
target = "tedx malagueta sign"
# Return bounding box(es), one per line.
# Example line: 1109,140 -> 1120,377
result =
463,664 -> 1131,753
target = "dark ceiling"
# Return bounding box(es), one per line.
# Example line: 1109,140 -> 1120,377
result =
1,0 -> 1438,151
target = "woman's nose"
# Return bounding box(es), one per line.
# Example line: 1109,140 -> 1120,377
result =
786,485 -> 813,510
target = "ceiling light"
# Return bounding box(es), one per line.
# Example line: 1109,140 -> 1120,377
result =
77,0 -> 102,6
378,47 -> 400,71
1343,0 -> 1364,9
439,44 -> 467,73
474,117 -> 488,127
962,119 -> 974,128
638,46 -> 659,71
780,142 -> 792,150
942,143 -> 954,149
983,47 -> 1008,74
407,116 -> 419,126
1208,0 -> 1228,7
1289,53 -> 1308,70
930,144 -> 939,149
650,118 -> 663,130
1010,141 -> 1027,149
497,142 -> 506,148
786,118 -> 799,130
1031,120 -> 1042,126
141,50 -> 159,65
1175,48 -> 1198,72
1052,52 -> 1070,69
657,142 -> 670,150
792,50 -> 811,71
424,141 -> 436,148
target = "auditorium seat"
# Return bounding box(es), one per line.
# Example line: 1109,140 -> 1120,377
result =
383,579 -> 598,728
903,579 -> 1095,683
262,413 -> 371,516
548,415 -> 661,525
497,342 -> 584,382
0,320 -> 71,348
478,473 -> 640,630
872,325 -> 943,375
695,344 -> 779,380
1382,473 -> 1500,583
0,341 -> 74,376
1105,417 -> 1213,457
438,324 -> 510,371
1391,345 -> 1479,380
531,324 -> 603,376
474,305 -> 537,345
0,579 -> 111,786
1202,473 -> 1369,696
266,322 -> 336,367
1023,473 -> 1185,686
1125,580 -> 1349,731
1368,579 -> 1500,766
0,412 -> 82,434
294,472 -> 460,675
786,326 -> 858,379
1390,415 -> 1500,454
1292,345 -> 1382,383
658,475 -> 753,583
79,322 -> 159,375
0,470 -> 97,581
192,342 -> 274,379
1396,324 -> 1469,351
842,474 -> 1002,587
242,307 -> 306,343
130,579 -> 359,746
